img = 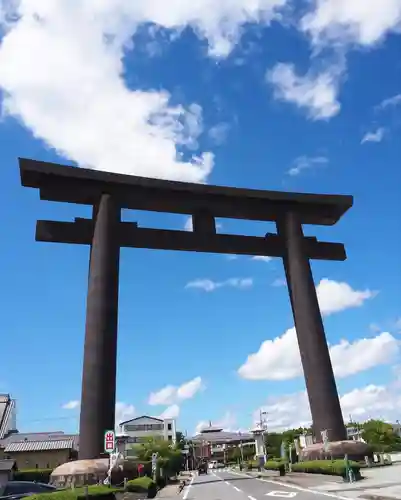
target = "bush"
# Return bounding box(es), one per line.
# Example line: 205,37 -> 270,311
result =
14,469 -> 53,483
28,485 -> 122,500
292,460 -> 361,479
126,477 -> 157,498
264,461 -> 285,471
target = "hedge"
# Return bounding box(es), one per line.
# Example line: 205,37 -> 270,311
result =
27,485 -> 123,500
14,469 -> 53,483
291,460 -> 361,479
126,477 -> 157,498
264,461 -> 286,471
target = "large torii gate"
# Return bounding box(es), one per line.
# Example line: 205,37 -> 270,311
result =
19,157 -> 353,460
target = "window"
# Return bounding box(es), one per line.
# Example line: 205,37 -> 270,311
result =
167,423 -> 172,431
168,435 -> 172,441
125,423 -> 163,432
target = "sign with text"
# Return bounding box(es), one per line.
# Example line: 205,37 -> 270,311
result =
104,430 -> 115,453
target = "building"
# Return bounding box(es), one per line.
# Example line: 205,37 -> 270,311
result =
0,432 -> 79,470
0,459 -> 17,486
190,424 -> 255,463
119,416 -> 176,445
0,395 -> 17,439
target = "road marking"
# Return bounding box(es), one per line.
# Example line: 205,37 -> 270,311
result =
266,491 -> 297,498
225,481 -> 231,485
248,497 -> 257,500
182,474 -> 194,500
233,486 -> 242,492
226,470 -> 350,500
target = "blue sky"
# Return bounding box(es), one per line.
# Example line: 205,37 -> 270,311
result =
0,1 -> 400,436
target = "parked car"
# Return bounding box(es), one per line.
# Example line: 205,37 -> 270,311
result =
0,481 -> 57,500
208,460 -> 217,469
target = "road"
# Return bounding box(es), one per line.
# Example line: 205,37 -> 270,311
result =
182,469 -> 349,500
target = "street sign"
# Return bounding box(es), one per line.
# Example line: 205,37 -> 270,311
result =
151,453 -> 158,471
104,430 -> 115,453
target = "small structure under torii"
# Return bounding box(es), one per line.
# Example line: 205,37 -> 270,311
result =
19,157 -> 354,460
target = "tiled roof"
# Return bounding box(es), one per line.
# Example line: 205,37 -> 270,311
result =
191,430 -> 254,444
120,415 -> 164,425
0,432 -> 79,451
5,439 -> 74,452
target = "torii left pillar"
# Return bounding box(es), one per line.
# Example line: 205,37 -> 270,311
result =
79,194 -> 120,460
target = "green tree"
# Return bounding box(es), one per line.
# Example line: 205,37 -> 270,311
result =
362,420 -> 401,452
175,431 -> 187,450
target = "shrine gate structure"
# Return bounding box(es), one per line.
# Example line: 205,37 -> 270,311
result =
19,158 -> 353,460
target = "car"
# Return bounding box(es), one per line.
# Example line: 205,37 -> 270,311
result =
208,460 -> 217,469
0,481 -> 57,500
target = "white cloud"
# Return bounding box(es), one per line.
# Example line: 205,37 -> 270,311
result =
267,63 -> 342,120
159,404 -> 180,419
148,376 -> 203,405
185,277 -> 253,291
238,279 -> 382,380
252,256 -> 272,262
257,381 -> 401,432
208,123 -> 230,145
62,400 -> 80,410
239,329 -> 398,381
62,399 -> 136,426
272,278 -> 286,287
287,155 -> 328,176
300,0 -> 401,48
116,402 -> 136,424
377,94 -> 401,110
317,278 -> 376,316
0,1 -> 290,182
361,127 -> 385,144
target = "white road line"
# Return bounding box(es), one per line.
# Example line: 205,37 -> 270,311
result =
225,481 -> 231,485
248,496 -> 257,500
227,470 -> 350,500
233,486 -> 242,492
182,474 -> 194,500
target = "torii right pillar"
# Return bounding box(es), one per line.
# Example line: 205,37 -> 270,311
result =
277,211 -> 347,443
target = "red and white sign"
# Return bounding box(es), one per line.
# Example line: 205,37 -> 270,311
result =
104,430 -> 115,453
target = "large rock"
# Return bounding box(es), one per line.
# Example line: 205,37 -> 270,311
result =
299,440 -> 373,461
50,459 -> 109,487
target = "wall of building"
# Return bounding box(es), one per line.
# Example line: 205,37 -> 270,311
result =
121,417 -> 176,444
7,449 -> 71,470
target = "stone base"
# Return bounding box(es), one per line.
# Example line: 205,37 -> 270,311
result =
299,440 -> 373,462
50,459 -> 109,488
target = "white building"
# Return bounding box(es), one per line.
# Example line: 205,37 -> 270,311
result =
119,415 -> 176,445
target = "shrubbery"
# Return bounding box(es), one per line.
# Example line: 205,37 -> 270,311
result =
264,461 -> 286,472
28,485 -> 122,500
292,460 -> 361,479
14,469 -> 53,483
126,477 -> 157,498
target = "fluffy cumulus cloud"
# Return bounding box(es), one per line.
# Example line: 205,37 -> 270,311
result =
186,277 -> 253,292
0,0 -> 292,182
148,376 -> 203,406
300,0 -> 401,48
267,63 -> 342,120
316,278 -> 376,316
238,279 -> 390,380
257,380 -> 401,432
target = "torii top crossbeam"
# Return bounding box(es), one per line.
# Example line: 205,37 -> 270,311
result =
20,158 -> 352,225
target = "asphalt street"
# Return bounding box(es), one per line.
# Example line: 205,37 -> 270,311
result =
182,469 -> 349,500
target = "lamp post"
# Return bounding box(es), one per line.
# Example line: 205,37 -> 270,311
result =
260,411 -> 268,460
238,431 -> 244,464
